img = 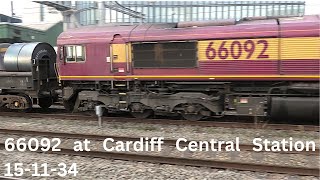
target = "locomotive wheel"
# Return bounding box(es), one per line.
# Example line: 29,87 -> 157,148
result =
181,113 -> 203,121
38,97 -> 53,109
131,109 -> 153,119
181,103 -> 204,121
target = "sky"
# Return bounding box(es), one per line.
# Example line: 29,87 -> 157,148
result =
0,0 -> 319,24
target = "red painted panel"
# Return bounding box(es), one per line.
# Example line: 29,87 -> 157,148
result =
281,60 -> 319,74
132,68 -> 199,75
112,34 -> 125,44
57,25 -> 136,44
112,62 -> 129,76
57,15 -> 319,46
129,24 -> 278,42
279,15 -> 320,38
58,43 -> 111,76
199,60 -> 278,75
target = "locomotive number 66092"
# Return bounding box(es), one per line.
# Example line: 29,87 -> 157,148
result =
205,39 -> 270,60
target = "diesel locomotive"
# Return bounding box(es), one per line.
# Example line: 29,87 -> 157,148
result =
1,15 -> 319,121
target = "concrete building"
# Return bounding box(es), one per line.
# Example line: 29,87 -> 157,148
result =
0,22 -> 63,45
0,14 -> 22,23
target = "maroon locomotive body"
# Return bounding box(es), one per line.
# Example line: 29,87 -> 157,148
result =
56,15 -> 319,121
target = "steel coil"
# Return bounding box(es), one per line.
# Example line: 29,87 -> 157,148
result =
0,43 -> 11,71
3,42 -> 56,72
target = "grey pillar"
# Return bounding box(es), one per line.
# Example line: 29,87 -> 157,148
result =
98,2 -> 106,26
62,10 -> 80,30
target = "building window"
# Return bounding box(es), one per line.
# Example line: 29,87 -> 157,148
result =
65,45 -> 86,62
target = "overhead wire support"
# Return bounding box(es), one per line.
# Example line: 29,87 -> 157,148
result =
33,1 -> 72,11
104,1 -> 145,19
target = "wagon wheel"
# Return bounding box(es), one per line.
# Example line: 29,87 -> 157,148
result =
181,113 -> 203,121
17,94 -> 33,112
38,97 -> 53,109
131,109 -> 153,119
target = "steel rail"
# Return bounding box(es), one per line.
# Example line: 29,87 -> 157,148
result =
0,143 -> 318,176
0,111 -> 318,131
0,176 -> 26,180
0,128 -> 318,156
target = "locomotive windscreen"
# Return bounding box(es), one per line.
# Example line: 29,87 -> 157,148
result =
132,42 -> 197,68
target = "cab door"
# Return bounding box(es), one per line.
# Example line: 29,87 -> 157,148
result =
110,35 -> 130,76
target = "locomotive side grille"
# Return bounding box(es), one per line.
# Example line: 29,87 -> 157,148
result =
133,42 -> 197,68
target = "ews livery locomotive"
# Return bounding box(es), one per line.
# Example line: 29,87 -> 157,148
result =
56,15 -> 319,121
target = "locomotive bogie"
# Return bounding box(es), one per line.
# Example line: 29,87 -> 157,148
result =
65,87 -> 224,120
60,79 -> 319,121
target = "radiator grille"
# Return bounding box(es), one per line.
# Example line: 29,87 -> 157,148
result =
133,42 -> 196,68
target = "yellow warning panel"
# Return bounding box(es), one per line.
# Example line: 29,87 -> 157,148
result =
281,37 -> 320,60
111,44 -> 132,63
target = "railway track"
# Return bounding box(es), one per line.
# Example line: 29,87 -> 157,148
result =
0,128 -> 318,176
0,141 -> 318,176
0,111 -> 318,132
0,128 -> 318,156
0,177 -> 25,180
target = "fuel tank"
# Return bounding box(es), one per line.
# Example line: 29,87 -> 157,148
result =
270,97 -> 319,122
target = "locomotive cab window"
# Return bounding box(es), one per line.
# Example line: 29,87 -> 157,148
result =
65,45 -> 86,62
133,42 -> 196,68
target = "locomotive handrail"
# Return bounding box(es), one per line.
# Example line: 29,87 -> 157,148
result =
110,45 -> 113,73
54,62 -> 60,81
125,43 -> 129,73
